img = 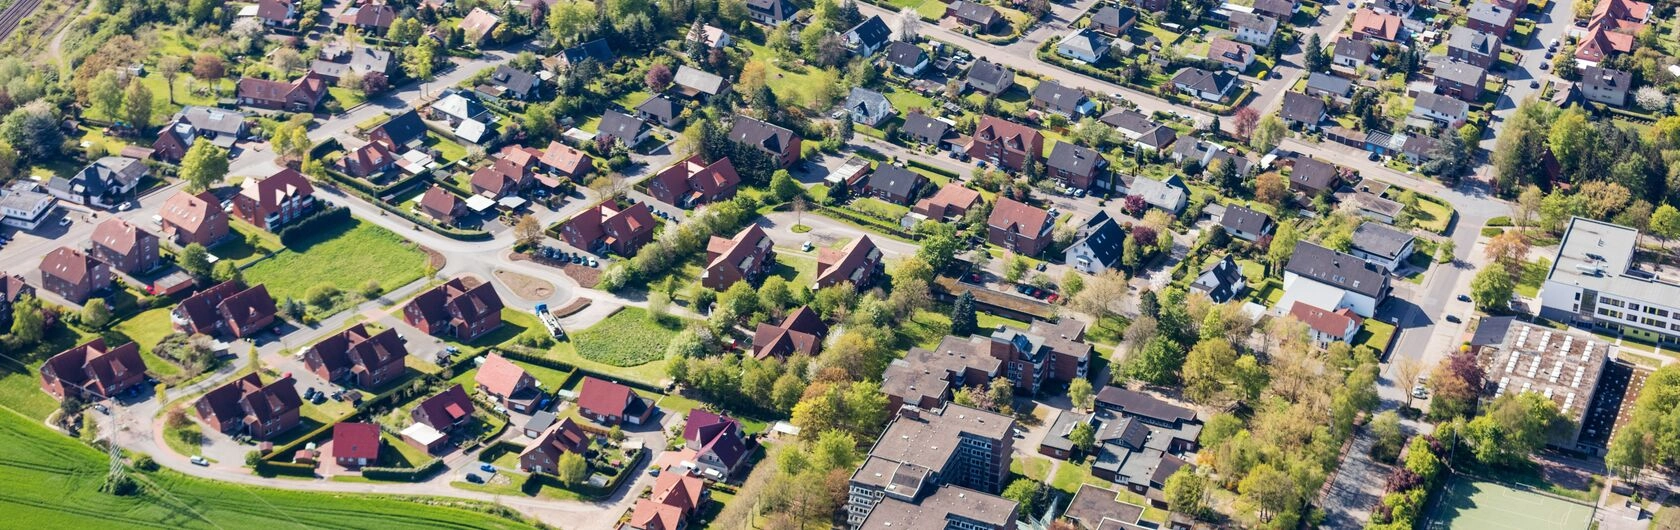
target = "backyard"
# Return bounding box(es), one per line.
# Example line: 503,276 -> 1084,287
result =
569,307 -> 685,367
243,219 -> 428,316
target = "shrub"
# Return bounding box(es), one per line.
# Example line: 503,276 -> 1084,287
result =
305,283 -> 341,308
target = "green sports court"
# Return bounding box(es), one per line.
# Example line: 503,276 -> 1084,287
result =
1424,476 -> 1596,530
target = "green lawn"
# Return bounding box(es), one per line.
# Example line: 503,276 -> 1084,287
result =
243,220 -> 427,316
850,197 -> 910,221
881,85 -> 935,114
914,0 -> 947,20
570,307 -> 684,367
769,252 -> 820,288
656,393 -> 706,416
613,89 -> 652,110
380,432 -> 429,467
1412,196 -> 1455,234
0,326 -> 94,420
0,407 -> 537,529
1011,456 -> 1050,481
1049,460 -> 1167,522
740,40 -> 828,107
426,132 -> 469,163
328,87 -> 366,108
542,341 -> 669,388
114,307 -> 184,377
1516,258 -> 1551,298
1355,319 -> 1397,355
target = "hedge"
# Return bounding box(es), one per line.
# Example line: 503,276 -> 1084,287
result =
906,159 -> 959,179
521,448 -> 645,499
478,440 -> 526,463
277,206 -> 353,247
255,460 -> 318,477
499,347 -> 665,395
1486,216 -> 1512,227
361,458 -> 445,482
318,166 -> 494,242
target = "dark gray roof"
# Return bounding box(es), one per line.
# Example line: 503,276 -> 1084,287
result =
866,165 -> 926,199
559,38 -> 614,65
1220,204 -> 1272,235
1032,81 -> 1088,114
1467,1 -> 1513,25
846,87 -> 891,112
1210,149 -> 1252,175
1227,11 -> 1277,34
1414,92 -> 1470,117
845,15 -> 891,51
1252,0 -> 1296,15
597,110 -> 647,141
1448,26 -> 1497,56
1334,37 -> 1374,60
728,116 -> 796,155
1470,316 -> 1516,346
674,66 -> 728,95
635,94 -> 681,122
375,110 -> 426,147
487,65 -> 539,96
1436,62 -> 1486,87
949,0 -> 1001,23
170,106 -> 247,139
1284,241 -> 1391,297
1094,386 -> 1197,425
1351,222 -> 1415,260
1048,141 -> 1105,176
1138,126 -> 1177,149
902,112 -> 952,143
1091,5 -> 1137,29
1071,211 -> 1126,268
884,41 -> 926,69
1289,156 -> 1339,191
967,59 -> 1013,86
1280,91 -> 1325,124
1194,255 -> 1245,303
1582,66 -> 1633,95
1171,67 -> 1236,94
1101,109 -> 1156,134
1306,72 -> 1353,96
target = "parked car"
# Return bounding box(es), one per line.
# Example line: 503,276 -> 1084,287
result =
1412,385 -> 1428,399
1444,315 -> 1462,323
190,456 -> 209,466
465,473 -> 484,484
480,463 -> 496,473
1457,294 -> 1471,302
93,403 -> 110,415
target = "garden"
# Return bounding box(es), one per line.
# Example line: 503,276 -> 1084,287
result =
570,307 -> 684,367
243,219 -> 428,318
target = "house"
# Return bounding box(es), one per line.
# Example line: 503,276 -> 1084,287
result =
1062,485 -> 1148,530
1252,0 -> 1297,19
459,8 -> 501,46
1280,92 -> 1327,130
649,155 -> 740,209
1351,8 -> 1404,41
559,201 -> 658,256
687,24 -> 732,49
681,409 -> 752,479
1089,6 -> 1137,36
1066,211 -> 1127,274
0,182 -> 53,230
703,225 -> 775,290
196,373 -> 302,440
1447,27 -> 1501,68
988,197 -> 1054,256
901,112 -> 954,147
1135,0 -> 1169,11
1227,12 -> 1277,48
1289,302 -> 1363,347
522,410 -> 556,439
673,66 -> 730,100
843,15 -> 892,56
1170,67 -> 1236,102
751,306 -> 828,360
89,218 -> 159,275
1068,387 -> 1203,501
40,338 -> 146,400
234,168 -> 316,232
537,141 -> 592,179
554,39 -> 614,69
254,0 -> 296,26
815,235 -> 884,289
967,116 -> 1044,172
39,247 -> 109,304
1304,72 -> 1353,102
1207,38 -> 1255,71
236,74 -> 327,111
1581,66 -> 1633,106
577,376 -> 655,425
1125,175 -> 1189,213
881,337 -> 1004,411
1370,0 -> 1416,15
1032,81 -> 1095,118
1281,241 -> 1392,317
1169,138 -> 1220,168
597,110 -> 652,148
340,141 -> 397,178
884,41 -> 930,76
744,0 -> 798,24
403,277 -> 505,342
1592,0 -> 1652,26
1349,222 -> 1416,271
302,323 -> 408,390
475,353 -> 542,413
947,0 -> 1004,32
478,65 -> 542,101
470,158 -> 533,199
965,60 -> 1016,96
48,156 -> 147,209
631,474 -> 706,530
430,90 -> 491,127
844,87 -> 896,128
1288,156 -> 1341,196
1332,38 -> 1374,70
635,95 -> 684,128
1192,255 -> 1248,303
913,183 -> 982,221
728,117 -> 801,168
1219,205 -> 1274,242
332,422 -> 381,467
310,43 -> 393,81
417,187 -> 467,226
0,273 -> 35,330
335,0 -> 396,31
1466,2 -> 1517,38
1411,92 -> 1470,128
1343,188 -> 1406,223
1056,29 -> 1111,64
1102,109 -> 1177,152
152,107 -> 248,162
1435,62 -> 1487,101
1048,142 -> 1108,191
1575,26 -> 1636,66
171,280 -> 277,339
369,110 -> 427,152
861,165 -> 927,204
520,418 -> 589,473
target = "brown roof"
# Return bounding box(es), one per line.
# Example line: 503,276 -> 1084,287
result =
459,8 -> 501,42
706,224 -> 771,272
91,218 -> 153,256
255,0 -> 294,21
651,155 -> 740,201
972,116 -> 1043,154
520,417 -> 590,463
221,284 -> 278,329
538,141 -> 590,176
174,280 -> 246,331
988,197 -> 1052,236
413,384 -> 475,427
43,338 -> 146,397
630,499 -> 686,530
578,376 -> 636,417
41,247 -> 102,286
815,235 -> 882,287
474,353 -> 532,398
308,323 -> 407,377
419,186 -> 462,220
240,168 -> 315,212
236,74 -> 326,105
471,158 -> 530,196
161,191 -> 221,237
915,183 -> 982,215
651,472 -> 705,514
751,306 -> 829,359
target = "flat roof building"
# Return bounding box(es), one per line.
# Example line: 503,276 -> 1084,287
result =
1472,317 -> 1614,450
1539,217 -> 1680,347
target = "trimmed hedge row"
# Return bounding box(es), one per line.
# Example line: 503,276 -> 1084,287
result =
277,206 -> 353,247
255,460 -> 318,477
361,458 -> 445,482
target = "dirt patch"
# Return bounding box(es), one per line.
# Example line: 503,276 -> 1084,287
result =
508,251 -> 601,288
421,246 -> 446,270
458,275 -> 484,289
494,269 -> 554,300
552,298 -> 593,318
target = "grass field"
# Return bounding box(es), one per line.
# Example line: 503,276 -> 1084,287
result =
1516,258 -> 1551,298
0,326 -> 94,420
1424,476 -> 1595,530
570,307 -> 683,367
244,219 -> 427,315
0,407 -> 538,529
113,308 -> 185,377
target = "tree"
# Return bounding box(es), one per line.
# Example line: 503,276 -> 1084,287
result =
1470,267 -> 1515,312
213,261 -> 243,284
1233,106 -> 1260,139
89,70 -> 123,120
1250,114 -> 1285,153
1068,377 -> 1093,411
645,64 -> 673,92
192,54 -> 226,89
514,215 -> 543,248
1483,230 -> 1529,275
179,243 -> 212,278
1429,348 -> 1486,420
770,170 -> 802,201
1514,185 -> 1543,229
554,452 -> 589,485
1004,253 -> 1029,283
1302,33 -> 1328,72
1237,463 -> 1299,526
158,55 -> 185,105
179,142 -> 229,192
1463,392 -> 1570,467
3,101 -> 62,161
82,298 -> 113,330
895,6 -> 921,40
1369,411 -> 1404,462
1266,222 -> 1299,273
9,294 -> 44,345
1184,338 -> 1240,405
1002,479 -> 1043,512
1398,357 -> 1424,408
360,72 -> 389,94
951,292 -> 978,336
1254,172 -> 1288,207
1163,467 -> 1207,517
1653,204 -> 1680,241
1548,107 -> 1591,178
1125,337 -> 1185,385
1068,422 -> 1096,453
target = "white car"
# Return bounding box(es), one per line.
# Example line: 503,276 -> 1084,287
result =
190,455 -> 209,466
1411,385 -> 1428,399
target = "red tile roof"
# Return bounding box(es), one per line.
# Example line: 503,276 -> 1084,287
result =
474,353 -> 531,398
160,191 -> 222,238
332,422 -> 382,460
578,376 -> 635,417
988,197 -> 1051,236
1288,301 -> 1363,338
629,499 -> 685,530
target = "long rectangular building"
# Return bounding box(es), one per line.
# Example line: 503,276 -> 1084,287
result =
846,404 -> 1016,528
1539,217 -> 1680,346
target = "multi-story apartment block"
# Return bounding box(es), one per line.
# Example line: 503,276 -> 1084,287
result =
1540,217 -> 1680,346
846,404 -> 1016,528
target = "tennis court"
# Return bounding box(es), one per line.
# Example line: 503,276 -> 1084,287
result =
1424,476 -> 1595,530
